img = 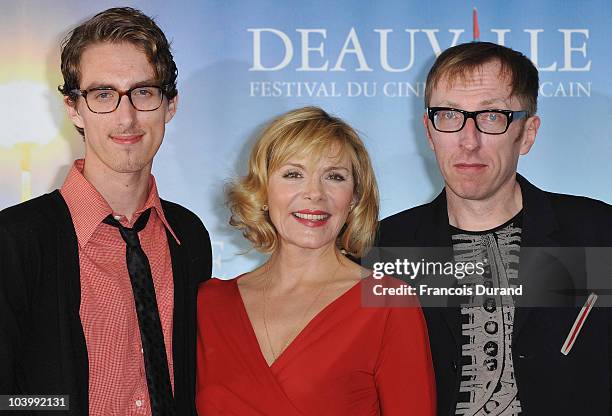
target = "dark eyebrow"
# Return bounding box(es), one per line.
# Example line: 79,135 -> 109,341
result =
83,79 -> 159,91
131,79 -> 160,88
83,83 -> 113,90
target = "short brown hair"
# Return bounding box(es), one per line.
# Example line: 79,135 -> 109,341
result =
227,107 -> 380,257
58,7 -> 178,136
424,42 -> 539,116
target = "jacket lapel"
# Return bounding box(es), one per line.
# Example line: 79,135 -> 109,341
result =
51,190 -> 89,415
416,191 -> 463,349
160,201 -> 192,413
513,174 -> 561,342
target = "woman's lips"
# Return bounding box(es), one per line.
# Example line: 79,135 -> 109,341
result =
292,210 -> 331,227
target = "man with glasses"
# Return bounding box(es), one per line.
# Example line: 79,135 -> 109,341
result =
0,7 -> 211,415
377,42 -> 612,415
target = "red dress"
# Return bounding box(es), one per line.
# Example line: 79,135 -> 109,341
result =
196,277 -> 435,415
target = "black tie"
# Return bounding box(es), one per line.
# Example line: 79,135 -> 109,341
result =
103,209 -> 175,415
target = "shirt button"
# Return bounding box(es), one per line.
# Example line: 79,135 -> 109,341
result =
114,215 -> 122,220
136,399 -> 143,407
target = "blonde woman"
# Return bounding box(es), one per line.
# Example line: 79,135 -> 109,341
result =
196,107 -> 435,415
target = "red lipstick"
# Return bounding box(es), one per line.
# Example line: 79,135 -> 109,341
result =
292,209 -> 331,228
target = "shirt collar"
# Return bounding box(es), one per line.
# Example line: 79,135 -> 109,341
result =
60,159 -> 180,247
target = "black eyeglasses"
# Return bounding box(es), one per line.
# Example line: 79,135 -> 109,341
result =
71,85 -> 167,114
427,107 -> 529,135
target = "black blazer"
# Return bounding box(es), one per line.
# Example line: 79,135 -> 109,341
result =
0,190 -> 212,415
377,174 -> 612,416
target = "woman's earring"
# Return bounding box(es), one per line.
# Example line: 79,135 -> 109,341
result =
262,204 -> 268,212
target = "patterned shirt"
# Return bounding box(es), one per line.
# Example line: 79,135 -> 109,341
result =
452,212 -> 523,416
61,159 -> 178,415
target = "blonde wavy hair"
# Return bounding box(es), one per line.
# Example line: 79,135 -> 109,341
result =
227,106 -> 379,257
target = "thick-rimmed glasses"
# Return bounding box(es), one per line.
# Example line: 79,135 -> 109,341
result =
71,85 -> 166,114
427,107 -> 528,135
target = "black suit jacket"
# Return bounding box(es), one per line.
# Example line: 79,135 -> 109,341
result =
0,190 -> 212,415
377,174 -> 612,415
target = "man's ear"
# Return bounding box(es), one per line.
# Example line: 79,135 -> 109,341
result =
519,115 -> 540,155
165,93 -> 178,123
423,111 -> 434,150
64,96 -> 84,130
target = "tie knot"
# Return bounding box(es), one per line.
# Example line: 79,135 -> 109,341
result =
103,209 -> 151,247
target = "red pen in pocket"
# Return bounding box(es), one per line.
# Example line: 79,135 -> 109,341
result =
561,292 -> 597,355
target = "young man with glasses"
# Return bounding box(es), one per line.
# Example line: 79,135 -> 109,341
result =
0,7 -> 211,415
377,42 -> 612,415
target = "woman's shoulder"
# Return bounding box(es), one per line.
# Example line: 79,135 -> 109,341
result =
197,276 -> 240,303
